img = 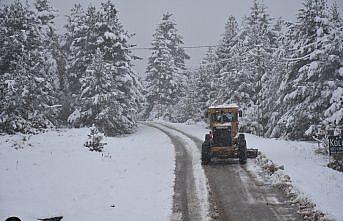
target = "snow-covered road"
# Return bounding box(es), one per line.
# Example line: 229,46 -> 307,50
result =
160,122 -> 303,221
146,123 -> 211,221
0,125 -> 175,221
164,121 -> 343,221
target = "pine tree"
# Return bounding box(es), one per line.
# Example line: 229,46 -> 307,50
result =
0,0 -> 59,133
33,0 -> 61,125
216,16 -> 239,68
66,1 -> 143,135
78,49 -> 124,135
96,1 -> 143,135
272,0 -> 343,139
159,13 -> 190,71
64,4 -> 96,124
263,18 -> 288,137
322,1 -> 343,129
84,124 -> 106,152
145,13 -> 189,120
172,70 -> 198,122
198,47 -> 220,106
216,0 -> 276,135
64,4 -> 89,100
145,33 -> 178,119
215,15 -> 241,105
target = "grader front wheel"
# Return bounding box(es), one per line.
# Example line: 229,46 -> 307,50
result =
201,141 -> 211,165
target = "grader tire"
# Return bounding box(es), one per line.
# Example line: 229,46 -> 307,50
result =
238,134 -> 247,164
201,141 -> 211,165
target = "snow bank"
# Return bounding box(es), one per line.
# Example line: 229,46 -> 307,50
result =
246,134 -> 343,221
256,153 -> 329,221
0,125 -> 175,221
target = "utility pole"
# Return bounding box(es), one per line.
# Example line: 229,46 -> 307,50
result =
188,72 -> 195,120
157,78 -> 162,119
256,44 -> 263,137
256,45 -> 260,136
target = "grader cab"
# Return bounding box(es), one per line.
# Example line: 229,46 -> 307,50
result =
201,104 -> 258,165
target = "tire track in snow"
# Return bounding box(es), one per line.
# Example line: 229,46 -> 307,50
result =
145,123 -> 211,221
156,123 -> 222,220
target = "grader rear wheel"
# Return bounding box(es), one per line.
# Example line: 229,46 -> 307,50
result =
238,134 -> 247,164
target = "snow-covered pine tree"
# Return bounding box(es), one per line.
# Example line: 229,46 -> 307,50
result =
97,1 -> 143,123
145,32 -> 178,119
323,2 -> 343,129
34,0 -> 56,29
0,0 -> 59,133
33,0 -> 61,126
272,0 -> 343,139
159,13 -> 190,72
195,47 -> 220,111
172,70 -> 198,122
64,5 -> 105,125
228,0 -> 276,135
216,15 -> 239,69
51,35 -> 70,124
84,124 -> 106,152
67,1 -> 143,136
145,13 -> 189,121
215,15 -> 241,105
263,18 -> 289,137
64,4 -> 89,108
78,49 -> 120,135
94,1 -> 143,135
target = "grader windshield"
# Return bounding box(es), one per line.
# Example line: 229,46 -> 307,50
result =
208,104 -> 239,127
211,112 -> 237,123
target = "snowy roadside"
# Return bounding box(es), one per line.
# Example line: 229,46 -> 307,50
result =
0,125 -> 175,221
162,121 -> 343,221
246,134 -> 343,221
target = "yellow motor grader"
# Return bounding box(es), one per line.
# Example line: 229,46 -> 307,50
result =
201,104 -> 258,165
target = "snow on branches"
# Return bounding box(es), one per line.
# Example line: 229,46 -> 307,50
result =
84,125 -> 106,152
144,13 -> 189,121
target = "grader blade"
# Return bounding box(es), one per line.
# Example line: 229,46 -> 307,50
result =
247,148 -> 258,158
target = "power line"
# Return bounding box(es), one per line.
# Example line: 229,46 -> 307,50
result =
183,45 -> 218,49
130,45 -> 218,51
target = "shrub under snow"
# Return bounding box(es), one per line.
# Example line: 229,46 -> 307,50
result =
84,125 -> 106,152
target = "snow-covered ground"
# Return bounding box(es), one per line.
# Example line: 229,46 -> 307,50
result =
0,125 -> 175,221
2,121 -> 342,220
164,121 -> 343,221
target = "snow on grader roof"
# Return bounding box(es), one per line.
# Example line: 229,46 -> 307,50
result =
208,103 -> 239,109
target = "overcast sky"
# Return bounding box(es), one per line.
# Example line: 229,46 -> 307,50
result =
2,0 -> 343,75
